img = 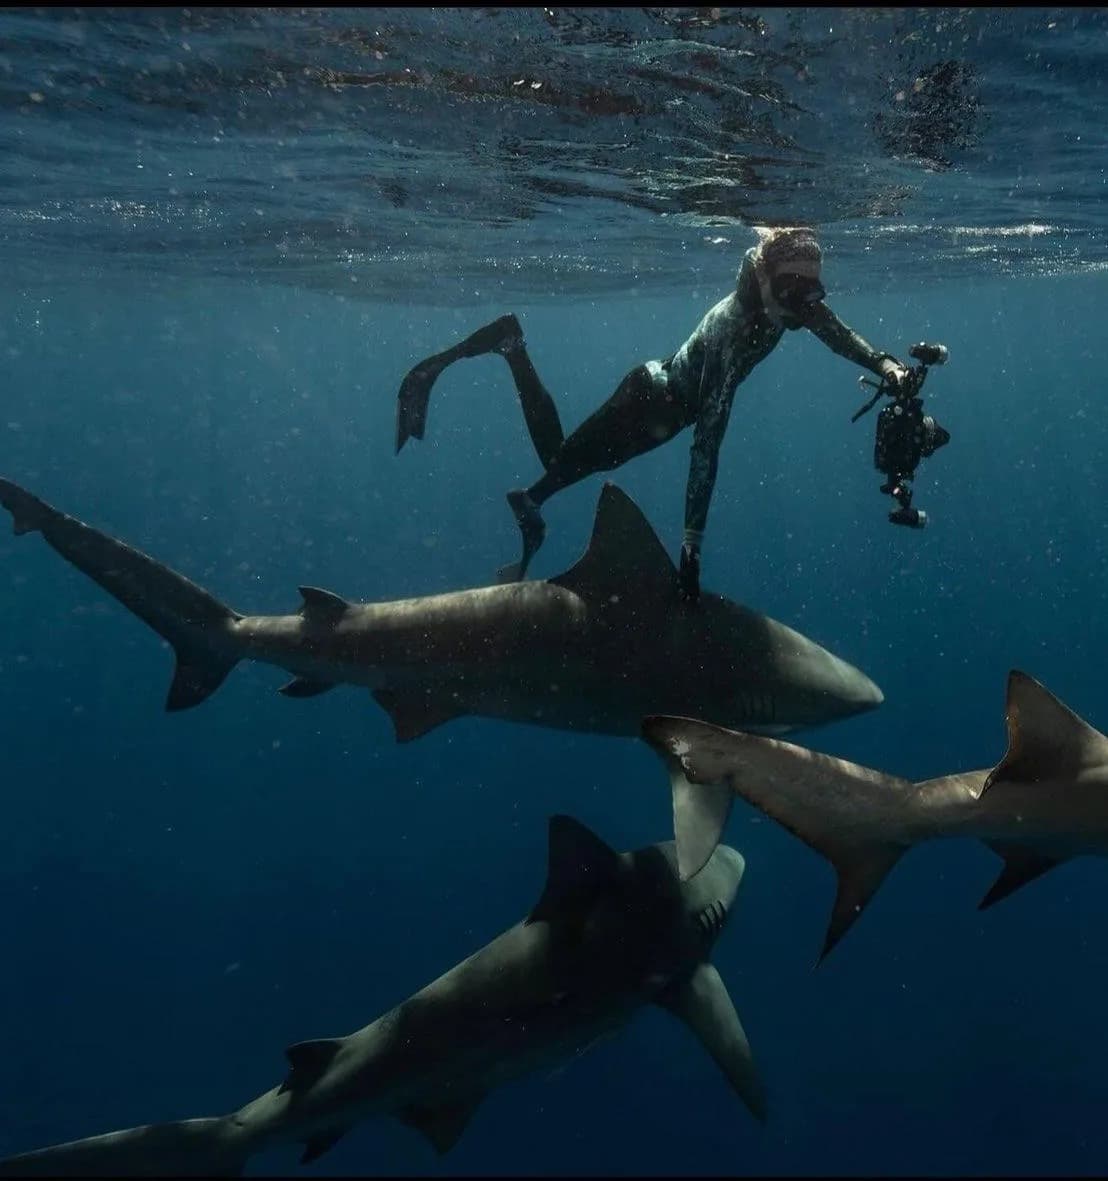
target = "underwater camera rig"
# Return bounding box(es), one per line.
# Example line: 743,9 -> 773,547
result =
851,341 -> 951,529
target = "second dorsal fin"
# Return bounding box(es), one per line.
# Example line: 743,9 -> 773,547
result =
298,585 -> 353,622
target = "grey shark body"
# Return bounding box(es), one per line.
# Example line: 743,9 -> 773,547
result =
0,817 -> 761,1176
642,670 -> 1108,959
0,478 -> 882,741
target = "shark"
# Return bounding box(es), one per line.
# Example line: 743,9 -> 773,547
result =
0,477 -> 883,741
0,815 -> 762,1176
641,670 -> 1108,961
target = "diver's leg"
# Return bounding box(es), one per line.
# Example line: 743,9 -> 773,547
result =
498,366 -> 687,582
500,336 -> 565,468
395,314 -> 565,461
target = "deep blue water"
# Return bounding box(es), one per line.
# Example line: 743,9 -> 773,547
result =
2,7 -> 1108,1178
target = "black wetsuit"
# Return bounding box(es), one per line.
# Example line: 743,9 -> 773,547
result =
524,248 -> 895,549
396,247 -> 897,583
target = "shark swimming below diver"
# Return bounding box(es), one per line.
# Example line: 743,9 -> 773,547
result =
0,816 -> 761,1176
0,478 -> 882,741
642,670 -> 1108,961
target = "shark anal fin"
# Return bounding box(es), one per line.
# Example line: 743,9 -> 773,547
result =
398,1093 -> 485,1155
821,845 -> 904,965
549,483 -> 677,604
372,687 -> 463,743
979,843 -> 1065,910
527,814 -> 622,925
280,1037 -> 343,1096
300,1126 -> 349,1165
298,585 -> 353,622
985,670 -> 1108,793
659,961 -> 766,1122
278,676 -> 337,699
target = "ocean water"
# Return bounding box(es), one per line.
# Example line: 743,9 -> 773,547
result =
1,7 -> 1107,1177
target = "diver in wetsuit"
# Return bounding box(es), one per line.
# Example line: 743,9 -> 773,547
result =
395,227 -> 910,603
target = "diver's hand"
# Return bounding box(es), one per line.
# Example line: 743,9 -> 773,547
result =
678,542 -> 701,604
879,356 -> 910,391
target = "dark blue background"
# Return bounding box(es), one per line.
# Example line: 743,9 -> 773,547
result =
2,265 -> 1106,1174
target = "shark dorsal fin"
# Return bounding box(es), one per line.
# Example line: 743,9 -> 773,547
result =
527,814 -> 622,925
984,670 -> 1108,792
659,961 -> 766,1122
398,1092 -> 485,1155
280,1037 -> 343,1095
549,483 -> 677,603
298,585 -> 352,622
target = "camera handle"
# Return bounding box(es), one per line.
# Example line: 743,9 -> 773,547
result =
849,341 -> 947,424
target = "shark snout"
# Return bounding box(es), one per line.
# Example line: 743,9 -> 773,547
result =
688,844 -> 745,916
810,652 -> 884,722
854,670 -> 885,711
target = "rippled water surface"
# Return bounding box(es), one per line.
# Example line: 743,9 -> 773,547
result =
1,6 -> 1105,299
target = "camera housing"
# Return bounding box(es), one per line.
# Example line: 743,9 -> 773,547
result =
852,342 -> 951,529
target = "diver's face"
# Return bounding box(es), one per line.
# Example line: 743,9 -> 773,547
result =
769,266 -> 826,326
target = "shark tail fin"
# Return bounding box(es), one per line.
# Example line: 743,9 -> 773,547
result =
0,478 -> 242,712
0,1116 -> 250,1178
642,715 -> 914,961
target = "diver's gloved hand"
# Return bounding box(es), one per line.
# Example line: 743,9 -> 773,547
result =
879,356 -> 910,392
678,541 -> 701,604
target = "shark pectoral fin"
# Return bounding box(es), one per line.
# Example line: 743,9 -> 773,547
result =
279,1037 -> 344,1095
278,676 -> 337,699
300,1126 -> 350,1166
527,815 -> 622,925
985,670 -> 1108,792
549,483 -> 677,604
398,1093 -> 485,1155
298,585 -> 353,623
979,843 -> 1065,910
372,687 -> 464,743
660,962 -> 766,1122
669,760 -> 734,882
821,845 -> 904,965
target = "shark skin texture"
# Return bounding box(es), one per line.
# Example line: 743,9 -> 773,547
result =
0,817 -> 762,1177
643,670 -> 1108,961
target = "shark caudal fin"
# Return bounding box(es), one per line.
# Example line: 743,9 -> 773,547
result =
0,1117 -> 249,1178
0,479 -> 242,711
975,670 -> 1108,909
641,715 -> 914,962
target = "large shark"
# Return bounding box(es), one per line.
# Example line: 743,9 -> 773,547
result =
0,816 -> 761,1176
642,670 -> 1108,961
0,477 -> 882,741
